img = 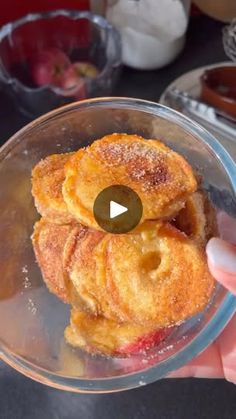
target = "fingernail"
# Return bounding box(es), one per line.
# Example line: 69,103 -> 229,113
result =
206,238 -> 236,274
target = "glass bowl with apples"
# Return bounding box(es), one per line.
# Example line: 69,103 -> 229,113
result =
0,10 -> 121,117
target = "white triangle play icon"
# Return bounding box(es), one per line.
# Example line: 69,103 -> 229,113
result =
109,200 -> 128,219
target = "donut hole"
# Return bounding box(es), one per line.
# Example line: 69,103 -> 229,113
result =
140,251 -> 161,274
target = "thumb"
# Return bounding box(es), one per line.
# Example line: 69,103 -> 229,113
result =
206,238 -> 236,295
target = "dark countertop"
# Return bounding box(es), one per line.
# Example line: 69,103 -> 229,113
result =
0,15 -> 235,419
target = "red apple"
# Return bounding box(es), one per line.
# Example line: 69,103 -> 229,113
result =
117,328 -> 169,355
60,62 -> 99,98
30,48 -> 71,87
60,65 -> 85,97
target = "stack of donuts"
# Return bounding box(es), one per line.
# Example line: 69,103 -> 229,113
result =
31,134 -> 216,356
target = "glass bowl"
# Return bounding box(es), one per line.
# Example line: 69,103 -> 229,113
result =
0,98 -> 236,393
0,10 -> 121,118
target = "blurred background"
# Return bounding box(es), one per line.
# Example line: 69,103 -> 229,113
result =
0,1 -> 236,418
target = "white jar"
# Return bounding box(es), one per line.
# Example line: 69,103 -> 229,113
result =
106,0 -> 190,70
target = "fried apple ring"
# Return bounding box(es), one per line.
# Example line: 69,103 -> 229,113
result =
63,224 -> 107,315
32,218 -> 84,305
94,236 -> 124,320
62,134 -> 197,230
32,153 -> 74,224
173,191 -> 217,245
202,191 -> 218,240
64,226 -> 122,320
65,309 -> 168,356
105,222 -> 214,327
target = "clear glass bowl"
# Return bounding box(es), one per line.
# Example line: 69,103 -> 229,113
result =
0,10 -> 121,118
0,98 -> 236,393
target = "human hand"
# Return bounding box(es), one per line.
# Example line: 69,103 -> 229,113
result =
170,212 -> 236,384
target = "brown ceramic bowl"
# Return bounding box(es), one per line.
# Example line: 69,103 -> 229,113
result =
201,65 -> 236,118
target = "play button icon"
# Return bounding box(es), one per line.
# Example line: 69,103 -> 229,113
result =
93,185 -> 143,234
110,201 -> 128,219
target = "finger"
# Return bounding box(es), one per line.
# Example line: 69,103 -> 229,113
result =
168,344 -> 224,379
206,238 -> 236,295
217,212 -> 236,244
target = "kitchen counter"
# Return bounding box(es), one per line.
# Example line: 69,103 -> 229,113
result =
0,15 -> 236,419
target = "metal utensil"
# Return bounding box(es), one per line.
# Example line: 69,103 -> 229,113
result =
165,88 -> 236,140
223,19 -> 236,62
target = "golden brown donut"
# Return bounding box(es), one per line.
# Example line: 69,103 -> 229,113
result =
32,218 -> 83,304
32,153 -> 74,224
65,309 -> 168,356
62,134 -> 197,230
105,222 -> 215,327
